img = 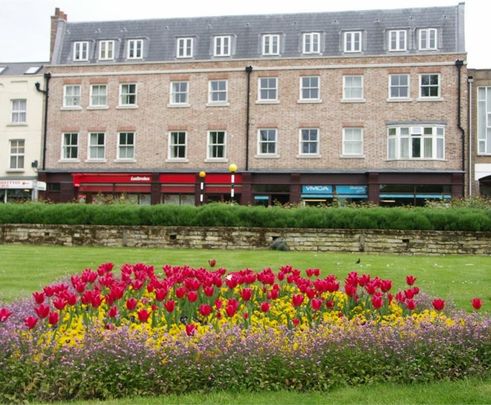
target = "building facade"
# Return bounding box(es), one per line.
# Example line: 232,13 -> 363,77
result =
468,69 -> 491,197
41,5 -> 467,206
0,63 -> 45,202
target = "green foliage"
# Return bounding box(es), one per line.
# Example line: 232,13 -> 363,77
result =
0,203 -> 491,231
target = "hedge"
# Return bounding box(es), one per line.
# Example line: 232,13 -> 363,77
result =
1,203 -> 491,231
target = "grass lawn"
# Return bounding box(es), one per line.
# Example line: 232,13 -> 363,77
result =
1,244 -> 490,310
1,244 -> 490,404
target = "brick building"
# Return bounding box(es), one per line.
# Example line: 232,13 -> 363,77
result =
0,62 -> 46,202
41,4 -> 467,205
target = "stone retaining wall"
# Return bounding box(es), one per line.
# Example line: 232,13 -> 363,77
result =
1,224 -> 490,255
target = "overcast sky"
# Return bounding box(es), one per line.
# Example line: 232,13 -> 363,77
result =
0,0 -> 487,68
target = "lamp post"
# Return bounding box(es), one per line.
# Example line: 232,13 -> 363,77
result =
199,171 -> 206,205
228,163 -> 237,201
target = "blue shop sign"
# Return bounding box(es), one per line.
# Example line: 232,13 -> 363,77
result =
336,185 -> 367,195
301,185 -> 333,196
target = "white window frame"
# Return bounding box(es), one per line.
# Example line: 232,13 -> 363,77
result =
388,74 -> 410,100
73,41 -> 89,61
388,30 -> 407,52
342,128 -> 364,156
89,84 -> 108,107
63,85 -> 81,108
168,131 -> 187,160
61,132 -> 79,160
213,35 -> 232,57
208,80 -> 228,104
207,130 -> 227,160
88,132 -> 106,161
344,31 -> 362,53
170,81 -> 189,105
177,37 -> 193,58
258,77 -> 278,102
343,75 -> 364,101
119,83 -> 137,106
299,76 -> 320,101
9,139 -> 25,170
419,28 -> 438,50
117,132 -> 135,160
262,34 -> 280,56
98,40 -> 115,60
302,32 -> 321,54
11,99 -> 27,123
127,39 -> 143,59
477,86 -> 491,155
257,129 -> 278,156
419,74 -> 440,99
299,128 -> 320,156
387,125 -> 445,160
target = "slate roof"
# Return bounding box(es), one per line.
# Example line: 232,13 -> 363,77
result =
0,62 -> 45,76
52,4 -> 465,65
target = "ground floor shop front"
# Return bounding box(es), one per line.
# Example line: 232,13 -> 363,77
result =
39,170 -> 463,206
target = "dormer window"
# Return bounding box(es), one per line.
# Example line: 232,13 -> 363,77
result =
127,39 -> 143,59
303,33 -> 320,54
177,37 -> 193,58
419,28 -> 438,50
388,30 -> 407,51
344,31 -> 362,53
98,40 -> 115,60
214,36 -> 231,57
73,41 -> 89,61
262,34 -> 280,56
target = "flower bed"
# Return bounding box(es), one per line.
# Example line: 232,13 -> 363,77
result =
0,262 -> 489,402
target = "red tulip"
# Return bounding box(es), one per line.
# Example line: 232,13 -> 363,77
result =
292,294 -> 304,307
53,297 -> 67,311
24,316 -> 38,329
311,298 -> 322,311
48,311 -> 59,326
267,288 -> 279,300
471,298 -> 483,310
240,288 -> 252,301
292,318 -> 300,327
243,312 -> 249,319
164,300 -> 176,313
432,298 -> 445,311
199,304 -> 213,317
380,279 -> 392,292
108,306 -> 118,318
66,293 -> 77,306
32,291 -> 45,304
326,300 -> 334,309
344,283 -> 357,297
186,323 -> 196,336
406,299 -> 416,311
204,286 -> 214,297
175,287 -> 186,299
187,291 -> 198,303
225,299 -> 239,317
35,304 -> 50,319
406,275 -> 417,286
126,298 -> 137,311
405,289 -> 415,300
371,294 -> 383,309
137,309 -> 150,323
260,302 -> 270,313
0,307 -> 12,322
155,288 -> 167,301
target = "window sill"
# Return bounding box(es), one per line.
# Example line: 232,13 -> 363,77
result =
116,105 -> 138,109
7,123 -> 28,127
386,98 -> 412,103
58,159 -> 80,163
297,99 -> 322,104
477,153 -> 491,157
341,99 -> 366,103
297,154 -> 321,159
255,154 -> 280,159
114,159 -> 136,163
385,158 -> 446,162
340,154 -> 365,159
416,97 -> 443,102
5,169 -> 25,173
165,159 -> 189,163
167,103 -> 190,108
85,159 -> 107,163
61,106 -> 82,111
206,102 -> 230,107
256,100 -> 280,105
204,158 -> 228,163
87,106 -> 109,110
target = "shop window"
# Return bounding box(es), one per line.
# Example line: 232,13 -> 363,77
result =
162,194 -> 195,205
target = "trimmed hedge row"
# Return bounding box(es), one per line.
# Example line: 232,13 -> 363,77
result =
1,203 -> 491,231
